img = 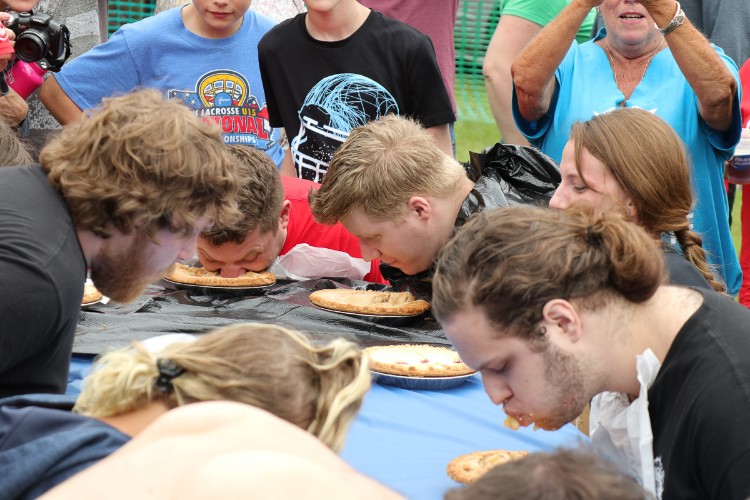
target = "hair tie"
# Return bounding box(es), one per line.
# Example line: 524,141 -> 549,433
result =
586,225 -> 603,246
155,358 -> 185,394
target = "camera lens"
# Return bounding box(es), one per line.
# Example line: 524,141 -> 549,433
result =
15,31 -> 48,62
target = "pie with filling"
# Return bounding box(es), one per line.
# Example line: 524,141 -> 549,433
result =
82,283 -> 103,305
446,449 -> 529,484
363,344 -> 475,377
309,289 -> 430,316
165,263 -> 276,287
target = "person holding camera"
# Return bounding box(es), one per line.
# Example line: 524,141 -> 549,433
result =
1,0 -> 70,126
0,10 -> 28,125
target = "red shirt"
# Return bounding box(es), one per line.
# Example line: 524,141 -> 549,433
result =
280,177 -> 387,284
740,58 -> 750,127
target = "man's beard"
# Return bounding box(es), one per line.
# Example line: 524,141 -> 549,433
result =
534,343 -> 590,431
90,234 -> 174,303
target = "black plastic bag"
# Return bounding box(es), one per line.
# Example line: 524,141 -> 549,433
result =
459,143 -> 561,222
383,143 -> 561,293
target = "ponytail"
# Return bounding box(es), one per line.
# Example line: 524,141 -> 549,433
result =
74,324 -> 370,452
673,229 -> 726,293
306,339 -> 371,452
433,206 -> 665,341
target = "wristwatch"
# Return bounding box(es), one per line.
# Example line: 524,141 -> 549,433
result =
657,2 -> 686,36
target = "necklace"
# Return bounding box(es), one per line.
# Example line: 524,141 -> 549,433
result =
605,45 -> 657,107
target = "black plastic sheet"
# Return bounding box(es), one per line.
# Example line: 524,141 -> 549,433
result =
74,279 -> 449,354
383,143 -> 561,295
463,143 -> 561,209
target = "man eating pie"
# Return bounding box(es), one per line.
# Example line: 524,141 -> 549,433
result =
196,145 -> 386,284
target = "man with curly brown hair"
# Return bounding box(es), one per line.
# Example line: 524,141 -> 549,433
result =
0,89 -> 241,397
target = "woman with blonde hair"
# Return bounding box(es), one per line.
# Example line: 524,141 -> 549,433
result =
549,107 -> 724,292
0,323 -> 370,498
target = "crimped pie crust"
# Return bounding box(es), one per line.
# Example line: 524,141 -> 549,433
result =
446,450 -> 529,484
309,289 -> 430,316
166,263 -> 276,287
363,344 -> 475,377
82,283 -> 103,304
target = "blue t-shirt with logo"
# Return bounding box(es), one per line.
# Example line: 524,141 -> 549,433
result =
55,7 -> 284,167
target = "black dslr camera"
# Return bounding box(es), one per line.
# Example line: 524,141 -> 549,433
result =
5,10 -> 71,72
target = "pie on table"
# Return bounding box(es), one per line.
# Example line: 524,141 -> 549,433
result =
446,449 -> 529,484
308,289 -> 430,316
82,283 -> 102,305
362,344 -> 475,377
165,263 -> 276,287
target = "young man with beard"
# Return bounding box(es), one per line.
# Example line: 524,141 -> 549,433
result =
0,89 -> 241,398
432,206 -> 750,499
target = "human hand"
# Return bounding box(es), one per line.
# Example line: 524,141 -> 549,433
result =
574,0 -> 605,10
0,13 -> 17,72
636,0 -> 676,9
0,89 -> 29,125
635,0 -> 679,21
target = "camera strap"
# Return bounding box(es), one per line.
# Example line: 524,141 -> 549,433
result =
0,69 -> 8,96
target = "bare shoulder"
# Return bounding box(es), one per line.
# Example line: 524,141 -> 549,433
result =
42,402 -> 404,500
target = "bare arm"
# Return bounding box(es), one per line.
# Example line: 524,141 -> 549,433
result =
484,15 -> 542,146
39,74 -> 84,125
279,140 -> 297,177
642,0 -> 736,132
425,123 -> 453,157
512,0 -> 602,122
0,89 -> 29,126
0,15 -> 28,125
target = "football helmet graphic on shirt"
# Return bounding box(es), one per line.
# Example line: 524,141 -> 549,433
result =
291,73 -> 398,182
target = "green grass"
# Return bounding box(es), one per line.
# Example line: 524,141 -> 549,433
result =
454,119 -> 500,162
731,189 -> 742,257
454,119 -> 743,257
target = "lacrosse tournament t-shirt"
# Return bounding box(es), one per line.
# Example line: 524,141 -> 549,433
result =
54,6 -> 284,166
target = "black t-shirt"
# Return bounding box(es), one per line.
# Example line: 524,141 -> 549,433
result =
649,288 -> 750,499
0,165 -> 86,396
661,245 -> 712,291
258,10 -> 455,182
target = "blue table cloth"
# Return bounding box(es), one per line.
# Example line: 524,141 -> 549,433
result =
70,277 -> 588,499
70,357 -> 586,499
342,374 -> 586,499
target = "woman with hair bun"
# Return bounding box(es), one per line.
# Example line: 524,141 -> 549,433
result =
433,205 -> 750,499
549,107 -> 724,293
0,323 -> 370,497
